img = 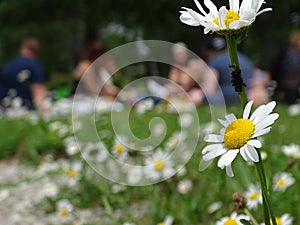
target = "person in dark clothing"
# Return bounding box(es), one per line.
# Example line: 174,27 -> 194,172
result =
269,30 -> 300,104
0,37 -> 47,113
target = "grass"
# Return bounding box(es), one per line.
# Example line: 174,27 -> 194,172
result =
0,103 -> 299,224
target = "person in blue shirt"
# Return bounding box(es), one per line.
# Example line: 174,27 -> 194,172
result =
0,37 -> 47,113
204,37 -> 255,105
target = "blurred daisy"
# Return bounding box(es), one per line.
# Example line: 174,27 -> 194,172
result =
272,172 -> 295,192
145,149 -> 175,181
135,98 -> 154,114
202,101 -> 279,177
207,201 -> 222,214
0,189 -> 9,202
165,131 -> 185,150
41,182 -> 59,198
56,199 -> 73,220
180,0 -> 272,34
82,142 -> 109,162
177,179 -> 193,194
157,215 -> 174,225
127,167 -> 143,185
112,138 -> 129,161
216,212 -> 249,225
244,184 -> 262,210
64,137 -> 80,156
260,213 -> 293,225
282,143 -> 300,159
66,161 -> 83,186
178,113 -> 193,128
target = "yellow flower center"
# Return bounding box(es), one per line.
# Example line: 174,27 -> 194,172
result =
116,144 -> 124,155
157,223 -> 165,225
214,17 -> 219,26
270,217 -> 282,225
60,207 -> 69,216
154,159 -> 166,171
224,119 -> 255,149
250,191 -> 259,200
69,169 -> 77,178
224,10 -> 240,27
277,179 -> 286,187
224,218 -> 238,225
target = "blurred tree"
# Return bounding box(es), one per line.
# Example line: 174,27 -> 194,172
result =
0,0 -> 299,76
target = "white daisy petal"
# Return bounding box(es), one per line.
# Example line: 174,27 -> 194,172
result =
256,8 -> 272,16
240,146 -> 252,161
250,104 -> 267,122
252,127 -> 271,138
217,150 -> 239,168
180,11 -> 202,26
204,0 -> 219,15
245,144 -> 259,162
202,143 -> 224,154
248,139 -> 262,148
225,113 -> 237,123
204,134 -> 224,143
243,100 -> 253,119
194,0 -> 208,16
229,20 -> 249,29
203,147 -> 227,161
225,165 -> 234,177
255,113 -> 279,131
218,6 -> 227,29
229,0 -> 239,12
218,118 -> 229,127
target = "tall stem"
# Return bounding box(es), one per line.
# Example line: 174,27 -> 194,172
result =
255,151 -> 277,225
225,34 -> 248,108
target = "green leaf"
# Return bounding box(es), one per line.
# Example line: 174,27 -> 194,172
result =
240,219 -> 253,225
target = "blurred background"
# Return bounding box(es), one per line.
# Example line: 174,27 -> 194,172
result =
0,0 -> 299,91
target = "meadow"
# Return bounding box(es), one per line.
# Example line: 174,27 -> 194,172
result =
0,100 -> 299,225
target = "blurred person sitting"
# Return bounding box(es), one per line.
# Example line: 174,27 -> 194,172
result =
0,37 -> 48,113
167,42 -> 217,105
269,29 -> 300,104
205,36 -> 269,106
71,40 -> 119,101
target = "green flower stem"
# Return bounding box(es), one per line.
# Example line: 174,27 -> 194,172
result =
225,34 -> 248,108
255,151 -> 277,225
244,208 -> 259,225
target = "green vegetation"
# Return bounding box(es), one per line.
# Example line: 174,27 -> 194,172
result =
0,103 -> 299,224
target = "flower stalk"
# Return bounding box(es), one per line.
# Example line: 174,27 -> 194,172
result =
225,34 -> 277,225
225,34 -> 248,107
255,151 -> 277,225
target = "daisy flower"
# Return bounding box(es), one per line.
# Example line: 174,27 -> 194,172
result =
127,167 -> 143,185
272,172 -> 295,192
112,137 -> 129,161
244,184 -> 262,210
282,143 -> 300,159
260,213 -> 293,225
0,189 -> 9,202
157,215 -> 174,225
145,149 -> 175,181
66,161 -> 83,186
207,201 -> 222,214
56,199 -> 74,221
179,0 -> 272,34
177,179 -> 193,194
202,101 -> 279,177
216,212 -> 249,225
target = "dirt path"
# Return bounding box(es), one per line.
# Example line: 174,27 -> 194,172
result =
0,159 -> 108,225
